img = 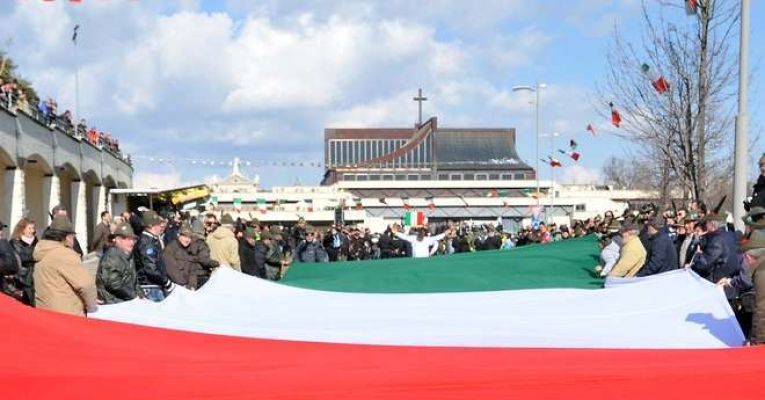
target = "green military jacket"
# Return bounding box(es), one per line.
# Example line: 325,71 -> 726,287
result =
96,246 -> 139,304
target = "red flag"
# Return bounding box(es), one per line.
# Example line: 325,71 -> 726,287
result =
685,0 -> 698,15
652,76 -> 670,94
586,123 -> 597,136
642,63 -> 670,94
609,102 -> 621,128
558,149 -> 581,162
544,156 -> 562,168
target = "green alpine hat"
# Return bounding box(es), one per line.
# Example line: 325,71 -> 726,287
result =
113,222 -> 137,239
220,213 -> 235,225
141,210 -> 163,228
50,215 -> 76,234
741,230 -> 765,256
178,222 -> 194,237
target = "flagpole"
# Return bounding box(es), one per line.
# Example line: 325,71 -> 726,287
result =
73,25 -> 81,138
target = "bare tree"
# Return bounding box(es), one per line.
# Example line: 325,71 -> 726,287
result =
599,0 -> 739,203
601,155 -> 663,192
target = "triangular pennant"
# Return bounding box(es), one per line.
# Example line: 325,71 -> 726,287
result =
586,123 -> 597,136
609,102 -> 622,128
641,63 -> 670,94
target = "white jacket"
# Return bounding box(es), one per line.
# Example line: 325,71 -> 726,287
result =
395,232 -> 446,258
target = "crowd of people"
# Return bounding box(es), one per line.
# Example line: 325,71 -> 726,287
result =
3,156 -> 765,345
0,77 -> 128,163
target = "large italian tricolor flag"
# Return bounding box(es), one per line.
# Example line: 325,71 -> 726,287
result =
2,236 -> 763,399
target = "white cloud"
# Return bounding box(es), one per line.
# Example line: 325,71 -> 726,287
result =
133,171 -> 185,190
560,164 -> 601,184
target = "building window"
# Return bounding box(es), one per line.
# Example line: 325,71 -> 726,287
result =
463,173 -> 475,180
395,174 -> 406,181
514,173 -> 525,180
501,174 -> 512,180
344,174 -> 355,181
476,174 -> 488,180
489,174 -> 500,180
369,175 -> 381,181
356,174 -> 368,181
450,174 -> 463,181
340,142 -> 348,165
575,204 -> 586,211
420,174 -> 432,180
407,174 -> 419,181
382,174 -> 394,181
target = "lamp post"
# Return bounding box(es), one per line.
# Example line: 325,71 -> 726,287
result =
733,0 -> 750,231
541,132 -> 560,224
512,82 -> 546,207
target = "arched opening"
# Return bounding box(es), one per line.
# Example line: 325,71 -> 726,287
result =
57,162 -> 80,220
22,154 -> 53,228
0,147 -> 17,225
103,175 -> 117,216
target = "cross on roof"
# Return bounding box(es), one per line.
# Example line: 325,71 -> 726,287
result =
413,88 -> 428,127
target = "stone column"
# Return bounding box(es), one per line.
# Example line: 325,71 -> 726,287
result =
42,174 -> 61,225
3,167 -> 25,228
96,184 -> 107,218
71,180 -> 88,243
105,187 -> 113,217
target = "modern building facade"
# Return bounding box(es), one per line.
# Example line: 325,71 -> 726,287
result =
0,106 -> 133,244
322,117 -> 535,184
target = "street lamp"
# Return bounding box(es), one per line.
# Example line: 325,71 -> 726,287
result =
512,82 -> 546,207
733,0 -> 750,231
541,132 -> 560,223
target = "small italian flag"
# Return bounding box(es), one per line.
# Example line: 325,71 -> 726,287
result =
425,196 -> 436,211
403,211 -> 427,227
304,199 -> 313,212
256,198 -> 267,214
401,196 -> 411,210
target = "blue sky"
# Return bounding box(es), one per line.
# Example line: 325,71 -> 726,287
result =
1,0 -> 762,188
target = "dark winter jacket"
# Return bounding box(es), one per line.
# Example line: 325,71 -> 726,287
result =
0,239 -> 17,276
749,175 -> 765,211
637,227 -> 679,277
163,239 -> 197,289
96,246 -> 139,304
9,237 -> 37,305
481,235 -> 502,250
297,241 -> 329,263
134,231 -> 169,287
692,228 -> 739,283
187,238 -> 219,288
239,238 -> 259,277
